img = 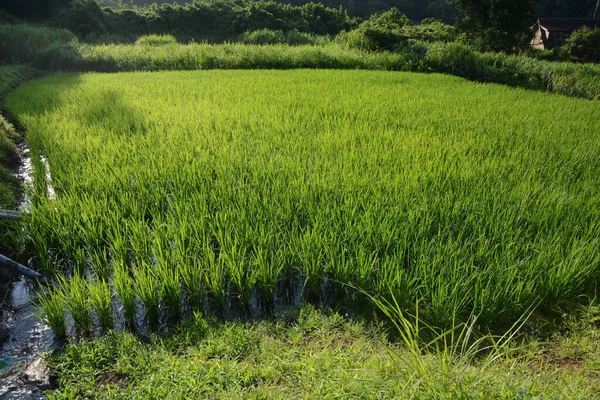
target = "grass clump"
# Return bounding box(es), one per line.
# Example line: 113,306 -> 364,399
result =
240,29 -> 325,46
134,34 -> 177,47
0,24 -> 74,65
64,274 -> 93,335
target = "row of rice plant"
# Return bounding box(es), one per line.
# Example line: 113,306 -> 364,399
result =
7,70 -> 600,337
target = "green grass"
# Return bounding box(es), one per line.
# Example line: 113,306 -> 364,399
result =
5,69 -> 600,337
45,304 -> 600,399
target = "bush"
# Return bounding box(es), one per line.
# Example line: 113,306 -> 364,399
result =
424,42 -> 485,80
0,23 -> 75,64
402,20 -> 457,43
561,26 -> 600,62
241,29 -> 285,45
135,34 -> 177,46
49,0 -> 109,37
361,8 -> 411,31
337,8 -> 411,52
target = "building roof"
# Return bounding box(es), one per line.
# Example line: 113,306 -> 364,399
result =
535,18 -> 600,32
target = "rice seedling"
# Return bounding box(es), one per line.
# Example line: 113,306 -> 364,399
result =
5,69 -> 600,337
133,262 -> 160,330
63,274 -> 92,335
113,260 -> 136,330
35,285 -> 67,339
88,277 -> 114,332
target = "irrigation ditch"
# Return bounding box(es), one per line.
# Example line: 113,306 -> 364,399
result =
0,112 -> 56,399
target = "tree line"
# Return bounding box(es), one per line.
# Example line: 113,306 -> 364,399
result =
97,0 -> 600,20
1,0 -> 599,52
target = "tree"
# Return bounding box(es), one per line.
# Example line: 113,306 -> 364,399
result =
561,26 -> 600,62
455,0 -> 537,51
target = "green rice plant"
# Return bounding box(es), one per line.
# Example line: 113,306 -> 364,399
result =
113,260 -> 136,330
7,69 -> 600,338
200,244 -> 227,314
88,278 -> 114,332
63,274 -> 93,335
153,227 -> 182,322
35,285 -> 67,340
133,262 -> 160,330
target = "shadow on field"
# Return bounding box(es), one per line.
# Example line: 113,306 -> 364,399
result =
79,89 -> 147,136
14,73 -> 146,138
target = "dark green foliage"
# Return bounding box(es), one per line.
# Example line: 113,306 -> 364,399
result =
361,7 -> 411,31
338,9 -> 410,51
97,0 -> 458,21
455,0 -> 537,52
50,0 -> 110,37
537,0 -> 598,18
0,9 -> 21,24
0,0 -> 74,21
561,26 -> 600,62
0,24 -> 75,65
240,29 -> 322,45
46,0 -> 356,42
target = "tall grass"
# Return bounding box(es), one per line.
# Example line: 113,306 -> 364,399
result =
6,70 -> 600,336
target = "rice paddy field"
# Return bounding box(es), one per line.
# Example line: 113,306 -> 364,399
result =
4,70 -> 600,338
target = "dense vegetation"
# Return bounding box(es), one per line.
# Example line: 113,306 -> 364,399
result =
6,70 -> 599,339
2,0 -> 599,48
94,0 -> 600,20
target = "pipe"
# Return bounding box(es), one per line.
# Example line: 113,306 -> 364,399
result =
0,254 -> 45,283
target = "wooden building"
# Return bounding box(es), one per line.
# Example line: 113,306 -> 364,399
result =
531,18 -> 600,49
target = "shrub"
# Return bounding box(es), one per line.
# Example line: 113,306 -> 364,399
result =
424,42 -> 485,80
337,9 -> 411,52
402,20 -> 457,43
240,29 -> 287,45
135,34 -> 177,46
361,8 -> 411,31
0,23 -> 74,64
561,26 -> 600,62
0,9 -> 21,24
